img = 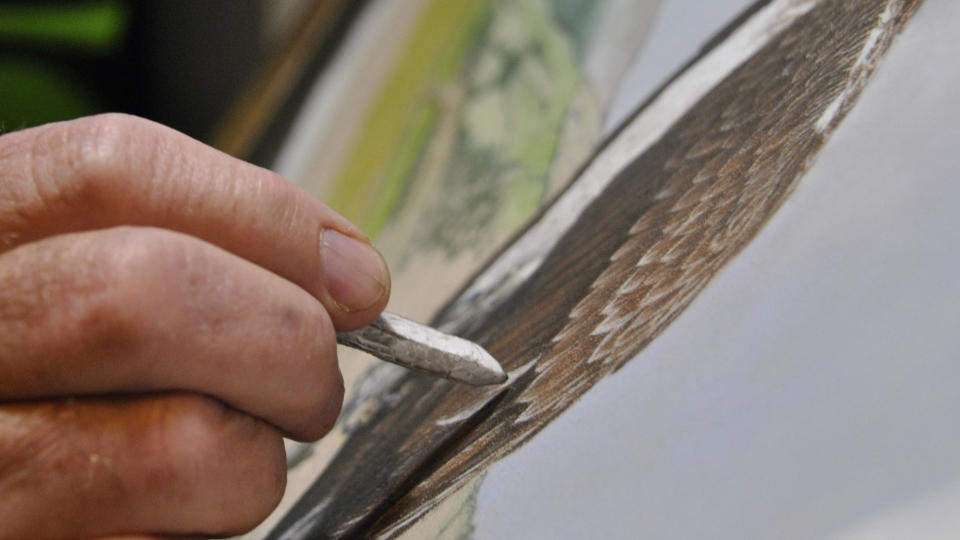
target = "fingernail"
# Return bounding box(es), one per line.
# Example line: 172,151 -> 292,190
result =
322,229 -> 388,312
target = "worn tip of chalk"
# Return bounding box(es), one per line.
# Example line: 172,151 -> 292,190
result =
336,312 -> 508,386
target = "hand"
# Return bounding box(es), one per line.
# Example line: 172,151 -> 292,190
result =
0,114 -> 391,539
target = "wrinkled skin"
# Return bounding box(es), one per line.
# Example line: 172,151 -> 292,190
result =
0,114 -> 391,539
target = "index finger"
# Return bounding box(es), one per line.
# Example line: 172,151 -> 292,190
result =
0,114 -> 389,330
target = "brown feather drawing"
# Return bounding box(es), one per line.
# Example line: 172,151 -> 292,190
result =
269,0 -> 923,537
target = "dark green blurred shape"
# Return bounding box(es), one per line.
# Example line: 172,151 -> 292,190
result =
0,0 -> 127,130
0,0 -> 127,52
0,57 -> 98,130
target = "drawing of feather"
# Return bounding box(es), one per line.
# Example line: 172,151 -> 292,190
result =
269,0 -> 924,537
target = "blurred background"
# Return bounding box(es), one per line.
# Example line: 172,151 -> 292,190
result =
0,0 -> 349,160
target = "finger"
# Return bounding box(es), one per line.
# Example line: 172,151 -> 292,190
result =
0,394 -> 285,539
0,114 -> 389,330
0,227 -> 343,441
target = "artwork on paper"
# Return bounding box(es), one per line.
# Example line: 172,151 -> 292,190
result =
249,1 -> 661,535
241,0 -> 934,538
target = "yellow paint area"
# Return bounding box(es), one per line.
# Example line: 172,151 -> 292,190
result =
327,0 -> 492,237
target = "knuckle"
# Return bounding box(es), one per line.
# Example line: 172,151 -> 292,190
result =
72,288 -> 139,355
0,227 -> 193,361
155,395 -> 286,533
67,227 -> 208,358
160,395 -> 238,459
30,114 -> 155,212
61,113 -> 143,178
106,227 -> 189,284
69,229 -> 162,351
